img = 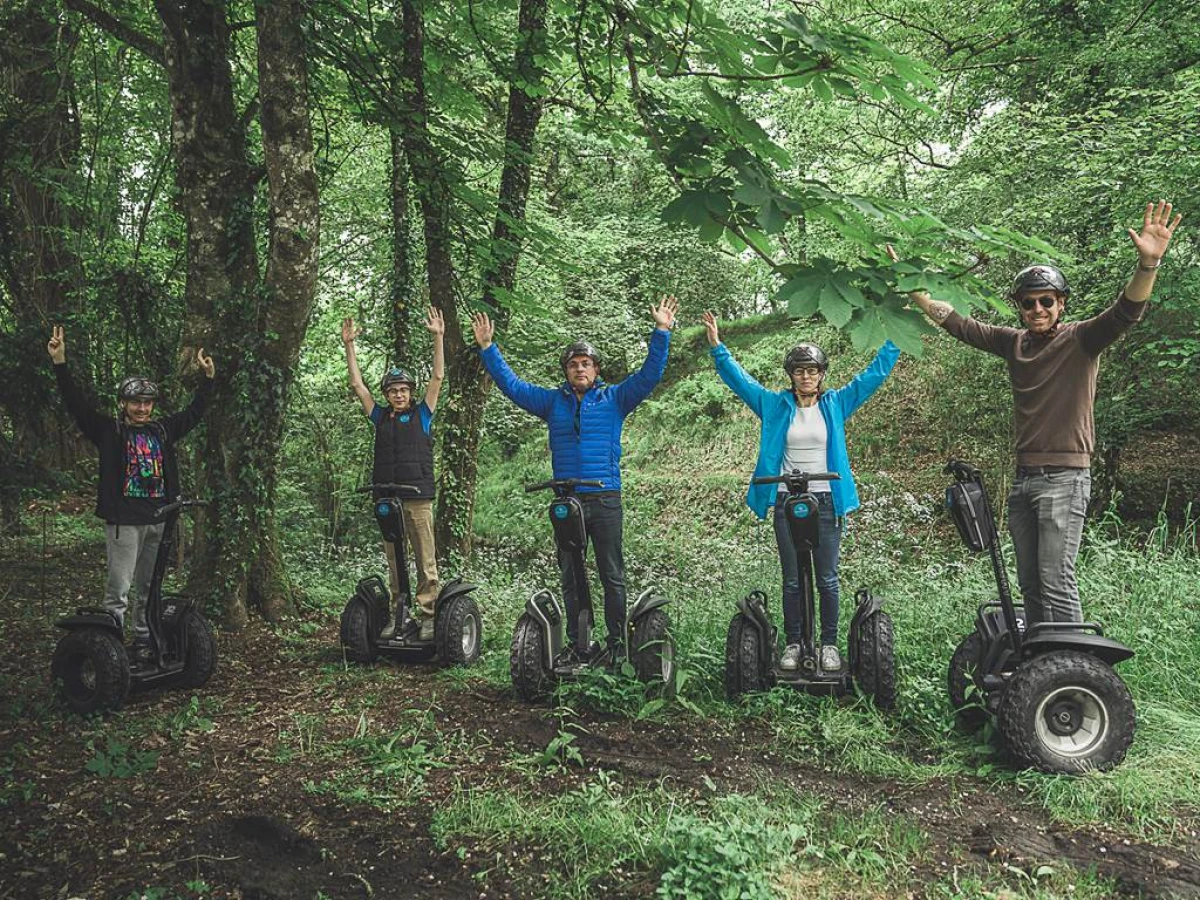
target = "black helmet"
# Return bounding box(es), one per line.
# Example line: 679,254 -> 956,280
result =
379,366 -> 416,393
1010,265 -> 1070,301
783,343 -> 828,374
117,376 -> 159,401
560,341 -> 600,373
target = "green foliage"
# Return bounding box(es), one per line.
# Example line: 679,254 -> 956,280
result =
84,738 -> 160,779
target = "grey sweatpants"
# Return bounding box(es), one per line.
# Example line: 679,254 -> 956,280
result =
104,523 -> 166,641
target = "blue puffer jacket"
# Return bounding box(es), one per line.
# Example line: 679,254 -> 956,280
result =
711,340 -> 900,519
481,329 -> 671,492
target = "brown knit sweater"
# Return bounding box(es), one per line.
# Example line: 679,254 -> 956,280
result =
942,294 -> 1146,467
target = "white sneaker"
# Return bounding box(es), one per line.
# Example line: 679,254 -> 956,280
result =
779,644 -> 801,670
418,618 -> 435,642
821,645 -> 842,672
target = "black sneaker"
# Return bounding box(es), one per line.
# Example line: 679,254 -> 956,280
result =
554,645 -> 582,668
604,638 -> 625,671
131,641 -> 155,666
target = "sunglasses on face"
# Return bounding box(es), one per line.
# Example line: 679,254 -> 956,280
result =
1018,295 -> 1059,311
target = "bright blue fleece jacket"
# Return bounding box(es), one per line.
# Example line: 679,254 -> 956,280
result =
711,340 -> 900,519
480,329 -> 671,492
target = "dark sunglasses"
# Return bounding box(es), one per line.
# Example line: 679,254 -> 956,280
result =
1018,295 -> 1059,311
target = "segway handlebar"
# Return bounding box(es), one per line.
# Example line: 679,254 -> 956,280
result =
155,498 -> 209,518
524,478 -> 605,494
355,483 -> 423,495
752,471 -> 839,487
944,459 -> 982,482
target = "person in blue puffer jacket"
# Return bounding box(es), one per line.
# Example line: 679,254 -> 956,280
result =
702,311 -> 900,673
471,297 -> 679,663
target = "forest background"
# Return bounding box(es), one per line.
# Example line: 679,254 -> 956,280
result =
2,0 -> 1200,898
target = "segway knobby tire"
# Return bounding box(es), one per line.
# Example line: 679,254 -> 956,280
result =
629,608 -> 675,691
853,610 -> 896,710
947,632 -> 987,732
510,614 -> 552,701
177,610 -> 218,689
51,629 -> 130,715
724,614 -> 769,699
997,650 -> 1135,774
436,594 -> 482,667
340,599 -> 379,663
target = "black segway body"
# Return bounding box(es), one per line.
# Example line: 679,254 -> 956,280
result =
340,484 -> 482,667
724,471 -> 895,709
50,499 -> 218,716
510,478 -> 676,701
943,460 -> 1136,773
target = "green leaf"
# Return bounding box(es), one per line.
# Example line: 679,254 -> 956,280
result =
812,76 -> 834,103
849,307 -> 888,352
878,305 -> 930,355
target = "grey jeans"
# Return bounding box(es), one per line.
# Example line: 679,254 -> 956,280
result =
104,523 -> 166,641
1006,469 -> 1091,624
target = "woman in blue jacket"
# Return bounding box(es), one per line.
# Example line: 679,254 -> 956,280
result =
702,311 -> 900,672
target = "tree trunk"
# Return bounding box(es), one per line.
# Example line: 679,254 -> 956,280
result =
0,1 -> 86,530
389,118 -> 415,364
434,0 -> 551,558
157,0 -> 318,627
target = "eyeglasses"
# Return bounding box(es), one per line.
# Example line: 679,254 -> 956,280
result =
790,366 -> 822,378
1018,295 -> 1059,311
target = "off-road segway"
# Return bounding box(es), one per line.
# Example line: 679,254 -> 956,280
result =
339,483 -> 481,667
944,460 -> 1136,773
50,498 -> 218,715
724,471 -> 895,708
509,478 -> 676,701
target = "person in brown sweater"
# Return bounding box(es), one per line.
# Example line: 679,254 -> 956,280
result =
896,200 -> 1183,624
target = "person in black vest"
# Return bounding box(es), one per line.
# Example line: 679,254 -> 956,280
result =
342,309 -> 445,639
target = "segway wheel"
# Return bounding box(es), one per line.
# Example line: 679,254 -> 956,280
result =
997,650 -> 1135,774
177,610 -> 218,689
852,610 -> 896,711
630,608 -> 675,691
436,594 -> 482,667
51,629 -> 130,715
340,599 -> 378,663
510,613 -> 552,702
724,614 -> 769,700
947,633 -> 988,732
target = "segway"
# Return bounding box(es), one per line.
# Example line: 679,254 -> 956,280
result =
724,471 -> 895,708
944,460 -> 1136,773
50,498 -> 218,715
339,483 -> 481,666
509,478 -> 675,701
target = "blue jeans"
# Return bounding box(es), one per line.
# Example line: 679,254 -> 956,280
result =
1007,469 -> 1091,624
557,493 -> 626,648
773,494 -> 842,646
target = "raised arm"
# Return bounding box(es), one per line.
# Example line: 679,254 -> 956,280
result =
832,340 -> 901,419
162,348 -> 215,441
471,311 -> 555,418
705,311 -> 770,417
48,326 -> 109,443
341,317 -> 376,416
1124,200 -> 1182,304
423,307 -> 446,412
613,295 -> 678,415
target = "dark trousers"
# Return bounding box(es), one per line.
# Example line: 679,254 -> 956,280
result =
557,493 -> 626,648
773,493 -> 842,646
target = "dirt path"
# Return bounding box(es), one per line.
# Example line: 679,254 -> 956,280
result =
3,539 -> 1200,899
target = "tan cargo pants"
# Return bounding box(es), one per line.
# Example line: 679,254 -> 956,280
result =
384,498 -> 439,620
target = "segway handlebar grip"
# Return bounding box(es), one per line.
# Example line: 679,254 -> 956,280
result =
524,478 -> 605,494
751,471 -> 839,486
944,459 -> 982,481
155,498 -> 209,518
356,483 -> 422,494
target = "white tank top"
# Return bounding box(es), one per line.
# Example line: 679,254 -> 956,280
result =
779,403 -> 830,493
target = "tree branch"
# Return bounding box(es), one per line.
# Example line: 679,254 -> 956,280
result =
63,0 -> 164,66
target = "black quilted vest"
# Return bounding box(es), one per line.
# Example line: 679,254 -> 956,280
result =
372,406 -> 435,499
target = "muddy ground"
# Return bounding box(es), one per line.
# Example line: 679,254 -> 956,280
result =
3,532 -> 1200,900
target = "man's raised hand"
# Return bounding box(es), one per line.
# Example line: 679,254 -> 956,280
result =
652,295 -> 680,330
47,326 -> 66,364
470,311 -> 494,349
1129,200 -> 1182,266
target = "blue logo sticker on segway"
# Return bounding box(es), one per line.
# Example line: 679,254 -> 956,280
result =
791,503 -> 811,519
552,503 -> 570,520
376,502 -> 391,517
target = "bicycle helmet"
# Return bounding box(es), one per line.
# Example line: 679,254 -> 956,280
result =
783,343 -> 829,374
559,341 -> 601,373
1010,265 -> 1070,301
117,376 -> 159,401
379,366 -> 416,393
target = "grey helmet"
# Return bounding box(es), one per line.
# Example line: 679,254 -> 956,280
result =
379,366 -> 416,393
560,341 -> 601,373
1010,265 -> 1070,301
783,343 -> 829,374
117,376 -> 159,401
